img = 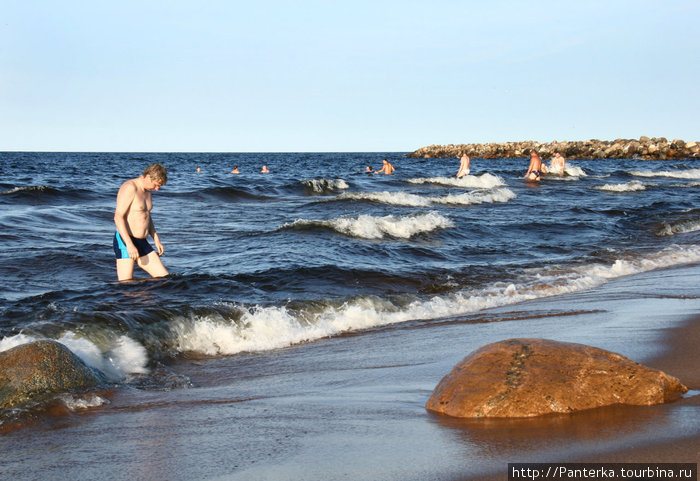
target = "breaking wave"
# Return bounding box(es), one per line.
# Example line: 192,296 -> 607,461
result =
593,180 -> 648,192
657,218 -> 700,236
630,168 -> 700,179
2,244 -> 699,366
301,178 -> 350,193
332,188 -> 516,207
167,244 -> 700,357
282,211 -> 454,239
406,173 -> 506,189
564,165 -> 587,177
0,332 -> 149,382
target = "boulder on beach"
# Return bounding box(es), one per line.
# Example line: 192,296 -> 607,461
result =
0,340 -> 107,410
426,338 -> 687,418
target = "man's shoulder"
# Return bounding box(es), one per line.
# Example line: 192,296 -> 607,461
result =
117,179 -> 142,199
120,178 -> 143,190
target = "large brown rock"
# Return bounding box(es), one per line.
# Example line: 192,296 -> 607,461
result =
0,340 -> 107,410
426,338 -> 687,418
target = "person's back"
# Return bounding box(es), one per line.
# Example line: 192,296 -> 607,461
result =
526,151 -> 542,181
377,159 -> 395,175
457,154 -> 470,178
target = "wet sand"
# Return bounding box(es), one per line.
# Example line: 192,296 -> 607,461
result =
1,264 -> 700,480
571,311 -> 700,463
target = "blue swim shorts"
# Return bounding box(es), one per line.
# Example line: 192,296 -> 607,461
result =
113,232 -> 154,259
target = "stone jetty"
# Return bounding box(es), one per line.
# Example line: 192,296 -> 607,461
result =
408,137 -> 699,160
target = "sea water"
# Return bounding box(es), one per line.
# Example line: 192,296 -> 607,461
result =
1,152 -> 699,387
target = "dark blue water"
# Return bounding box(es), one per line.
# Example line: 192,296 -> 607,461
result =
1,152 -> 699,401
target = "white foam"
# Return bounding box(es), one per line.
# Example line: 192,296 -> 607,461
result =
0,332 -> 149,381
593,180 -> 647,192
336,191 -> 431,207
169,244 -> 700,357
302,178 -> 349,193
0,333 -> 37,351
334,188 -> 516,207
0,185 -> 50,195
428,188 -> 516,206
407,173 -> 506,188
630,168 -> 700,179
657,218 -> 700,236
58,393 -> 110,411
285,211 -> 454,239
172,306 -> 329,356
564,165 -> 587,177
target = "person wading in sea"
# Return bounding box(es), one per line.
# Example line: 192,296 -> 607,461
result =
456,153 -> 470,178
376,158 -> 395,175
525,150 -> 543,181
113,163 -> 169,281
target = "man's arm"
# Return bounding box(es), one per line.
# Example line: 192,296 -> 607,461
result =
114,181 -> 139,260
148,216 -> 164,256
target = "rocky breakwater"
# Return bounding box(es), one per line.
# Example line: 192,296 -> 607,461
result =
409,137 -> 700,160
426,338 -> 687,418
0,340 -> 107,410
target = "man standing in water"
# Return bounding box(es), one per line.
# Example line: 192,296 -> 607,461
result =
456,153 -> 470,178
113,163 -> 169,281
376,158 -> 395,175
525,150 -> 543,181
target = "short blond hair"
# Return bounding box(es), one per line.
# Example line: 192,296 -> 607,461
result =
143,163 -> 167,185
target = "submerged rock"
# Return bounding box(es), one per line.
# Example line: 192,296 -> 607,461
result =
426,338 -> 687,418
0,340 -> 107,410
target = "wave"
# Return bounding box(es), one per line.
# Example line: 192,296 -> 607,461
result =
429,188 -> 516,206
2,245 -> 699,370
331,188 -> 516,207
0,331 -> 149,382
406,173 -> 505,188
301,178 -> 349,194
564,165 -> 587,177
1,185 -> 60,196
198,186 -> 270,201
657,218 -> 700,236
592,180 -> 647,192
160,244 -> 700,358
282,211 -> 454,239
629,168 -> 700,179
334,191 -> 430,206
0,185 -> 94,201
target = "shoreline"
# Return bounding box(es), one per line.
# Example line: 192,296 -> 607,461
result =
408,137 -> 700,160
1,265 -> 699,480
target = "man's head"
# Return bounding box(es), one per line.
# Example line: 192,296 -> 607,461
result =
142,164 -> 168,190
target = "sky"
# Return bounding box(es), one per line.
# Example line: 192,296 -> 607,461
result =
1,0 -> 698,152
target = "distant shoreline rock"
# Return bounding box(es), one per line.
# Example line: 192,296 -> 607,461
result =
426,338 -> 687,418
408,137 -> 700,160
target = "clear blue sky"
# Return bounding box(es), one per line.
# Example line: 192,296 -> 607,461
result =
1,1 -> 698,152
